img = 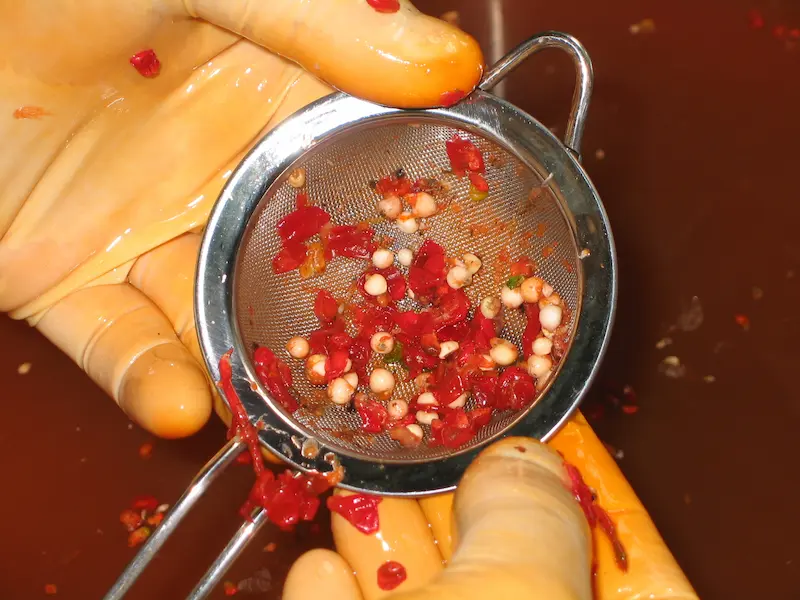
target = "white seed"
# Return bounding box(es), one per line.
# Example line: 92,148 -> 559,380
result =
397,248 -> 414,266
370,332 -> 395,354
439,340 -> 459,359
501,285 -> 524,308
479,355 -> 496,371
387,399 -> 409,420
343,372 -> 359,388
396,212 -> 419,233
327,377 -> 355,405
364,273 -> 388,296
532,337 -> 553,356
480,296 -> 501,319
306,354 -> 327,384
542,282 -> 554,297
287,168 -> 306,188
489,338 -> 519,366
521,277 -> 545,303
343,359 -> 353,373
416,411 -> 439,425
372,248 -> 394,269
539,292 -> 562,309
536,369 -> 553,390
539,304 -> 563,331
286,336 -> 310,359
369,368 -> 396,394
463,253 -> 482,275
447,265 -> 471,289
405,424 -> 424,440
417,392 -> 438,406
447,393 -> 468,409
378,194 -> 402,219
412,192 -> 437,218
527,354 -> 553,378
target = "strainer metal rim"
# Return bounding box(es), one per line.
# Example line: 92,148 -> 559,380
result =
195,35 -> 617,497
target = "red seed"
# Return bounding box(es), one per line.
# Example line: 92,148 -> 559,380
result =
129,49 -> 161,78
119,509 -> 144,532
44,584 -> 58,595
621,405 -> 639,415
131,495 -> 159,513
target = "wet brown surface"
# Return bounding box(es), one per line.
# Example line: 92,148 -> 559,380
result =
3,0 -> 800,598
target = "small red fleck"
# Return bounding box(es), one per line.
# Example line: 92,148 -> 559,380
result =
131,495 -> 159,513
440,89 -> 466,107
773,25 -> 787,40
223,581 -> 238,596
127,526 -> 151,548
44,584 -> 58,595
236,452 -> 253,465
377,560 -> 407,591
146,513 -> 164,527
734,314 -> 751,331
366,0 -> 400,13
515,445 -> 527,453
621,405 -> 639,415
264,542 -> 277,552
138,442 -> 154,459
13,106 -> 50,120
790,28 -> 800,40
129,49 -> 161,78
119,509 -> 144,532
747,9 -> 764,30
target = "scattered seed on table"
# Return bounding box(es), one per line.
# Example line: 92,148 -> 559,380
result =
17,362 -> 32,375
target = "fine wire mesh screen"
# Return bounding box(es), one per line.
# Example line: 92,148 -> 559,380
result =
235,119 -> 580,462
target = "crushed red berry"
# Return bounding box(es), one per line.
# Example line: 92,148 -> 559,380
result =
314,290 -> 339,324
446,135 -> 485,176
253,346 -> 298,412
325,350 -> 351,382
355,395 -> 389,433
408,240 -> 447,302
327,493 -> 382,534
375,174 -> 412,197
277,206 -> 331,244
468,172 -> 489,192
521,304 -> 541,359
324,224 -> 376,259
240,470 -> 323,531
272,240 -> 307,274
495,366 -> 537,410
130,49 -> 161,78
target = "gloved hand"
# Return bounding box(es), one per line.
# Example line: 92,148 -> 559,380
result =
0,0 -> 483,437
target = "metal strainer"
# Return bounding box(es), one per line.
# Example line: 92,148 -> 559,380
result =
106,32 -> 616,600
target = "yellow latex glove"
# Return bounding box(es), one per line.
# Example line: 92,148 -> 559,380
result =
284,413 -> 700,600
0,0 -> 484,437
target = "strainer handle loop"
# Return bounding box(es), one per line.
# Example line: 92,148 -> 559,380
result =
103,437 -> 248,599
479,31 -> 594,156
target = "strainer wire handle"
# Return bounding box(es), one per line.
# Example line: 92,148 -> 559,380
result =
479,31 -> 594,156
104,437 -> 247,599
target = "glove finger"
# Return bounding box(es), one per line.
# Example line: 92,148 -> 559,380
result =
187,0 -> 484,108
36,282 -> 212,438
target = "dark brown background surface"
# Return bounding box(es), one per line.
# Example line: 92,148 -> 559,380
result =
2,0 -> 799,598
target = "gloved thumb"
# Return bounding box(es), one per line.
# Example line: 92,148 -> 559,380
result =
180,0 -> 484,108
